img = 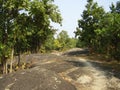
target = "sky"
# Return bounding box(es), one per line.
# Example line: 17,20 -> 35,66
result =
52,0 -> 119,37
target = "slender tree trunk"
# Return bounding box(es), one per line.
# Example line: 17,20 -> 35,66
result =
5,62 -> 8,74
1,56 -> 7,74
17,53 -> 21,67
107,46 -> 110,59
10,47 -> 14,73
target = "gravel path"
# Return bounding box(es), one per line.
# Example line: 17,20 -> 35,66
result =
69,57 -> 108,90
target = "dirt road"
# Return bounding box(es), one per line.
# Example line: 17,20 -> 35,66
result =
51,48 -> 120,90
0,48 -> 120,90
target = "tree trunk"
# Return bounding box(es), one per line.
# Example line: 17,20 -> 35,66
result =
10,48 -> 14,73
17,53 -> 21,67
1,56 -> 7,74
5,62 -> 8,74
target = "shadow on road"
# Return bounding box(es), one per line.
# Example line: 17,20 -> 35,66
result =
66,60 -> 87,67
63,48 -> 89,56
63,48 -> 120,79
66,58 -> 120,79
88,60 -> 120,79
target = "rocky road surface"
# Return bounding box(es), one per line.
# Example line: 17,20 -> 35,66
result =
0,48 -> 120,90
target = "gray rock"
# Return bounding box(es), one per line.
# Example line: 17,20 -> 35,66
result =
0,67 -> 76,90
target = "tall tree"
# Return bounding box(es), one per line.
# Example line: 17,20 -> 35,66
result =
57,30 -> 70,50
26,0 -> 62,53
75,0 -> 105,52
0,0 -> 30,73
75,0 -> 120,60
95,1 -> 120,60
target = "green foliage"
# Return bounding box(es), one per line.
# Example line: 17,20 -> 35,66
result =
0,44 -> 11,58
75,0 -> 120,60
0,0 -> 62,73
75,0 -> 105,48
96,12 -> 120,60
67,38 -> 77,48
55,30 -> 77,51
53,39 -> 62,50
25,0 -> 62,53
43,28 -> 56,52
43,30 -> 77,52
57,30 -> 70,50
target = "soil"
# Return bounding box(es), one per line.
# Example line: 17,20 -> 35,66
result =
0,48 -> 120,90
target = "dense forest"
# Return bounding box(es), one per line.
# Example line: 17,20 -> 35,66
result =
0,0 -> 120,74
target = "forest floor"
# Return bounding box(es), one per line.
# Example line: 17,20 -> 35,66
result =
0,48 -> 120,90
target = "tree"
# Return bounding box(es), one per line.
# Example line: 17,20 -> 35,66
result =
25,0 -> 62,53
43,27 -> 57,52
75,0 -> 120,60
110,1 -> 120,13
57,30 -> 70,50
56,30 -> 77,51
75,0 -> 105,52
0,0 -> 62,74
95,2 -> 120,60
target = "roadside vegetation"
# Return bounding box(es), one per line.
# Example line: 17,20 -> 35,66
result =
75,0 -> 120,61
43,30 -> 77,52
0,0 -> 62,74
